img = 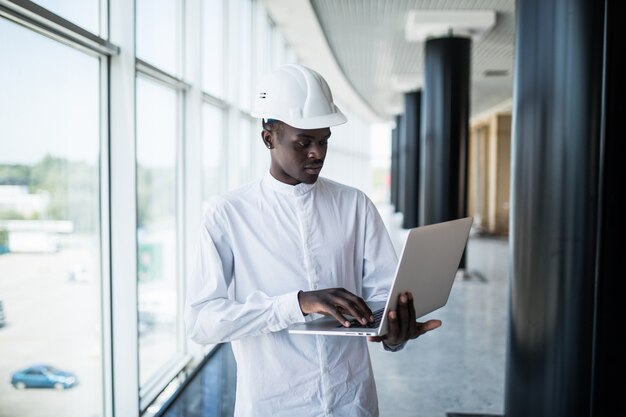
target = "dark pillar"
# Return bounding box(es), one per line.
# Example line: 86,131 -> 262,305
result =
592,1 -> 626,416
401,91 -> 421,229
390,118 -> 400,211
396,114 -> 405,215
505,0 -> 606,416
419,37 -> 470,227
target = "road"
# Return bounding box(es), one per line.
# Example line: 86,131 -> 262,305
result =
0,242 -> 102,417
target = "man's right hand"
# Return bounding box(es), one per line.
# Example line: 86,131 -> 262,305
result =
297,288 -> 375,327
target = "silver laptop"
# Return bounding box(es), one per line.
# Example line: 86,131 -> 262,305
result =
287,216 -> 473,337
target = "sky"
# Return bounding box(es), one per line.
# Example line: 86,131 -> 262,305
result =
0,1 -> 179,167
0,18 -> 100,165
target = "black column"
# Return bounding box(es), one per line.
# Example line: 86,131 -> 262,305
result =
401,91 -> 421,229
390,118 -> 400,211
419,37 -> 470,227
505,0 -> 605,416
592,1 -> 626,416
396,114 -> 406,216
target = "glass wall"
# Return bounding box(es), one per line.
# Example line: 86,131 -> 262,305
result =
0,0 -> 378,416
0,19 -> 103,417
134,0 -> 188,405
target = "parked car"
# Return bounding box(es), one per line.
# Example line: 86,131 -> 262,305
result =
11,364 -> 78,390
138,310 -> 156,335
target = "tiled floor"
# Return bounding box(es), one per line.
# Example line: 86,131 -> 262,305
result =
161,204 -> 509,417
371,205 -> 508,417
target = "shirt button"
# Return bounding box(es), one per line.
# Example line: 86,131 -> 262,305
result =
313,283 -> 319,290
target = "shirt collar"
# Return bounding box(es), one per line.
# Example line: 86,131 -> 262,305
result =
262,171 -> 317,196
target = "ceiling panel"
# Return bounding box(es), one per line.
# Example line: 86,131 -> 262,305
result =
310,0 -> 516,120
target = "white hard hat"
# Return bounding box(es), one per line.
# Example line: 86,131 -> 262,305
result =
251,64 -> 347,129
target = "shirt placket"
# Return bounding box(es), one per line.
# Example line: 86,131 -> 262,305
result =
294,189 -> 332,416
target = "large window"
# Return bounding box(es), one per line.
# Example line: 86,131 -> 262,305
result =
0,19 -> 103,417
136,77 -> 181,388
135,0 -> 186,405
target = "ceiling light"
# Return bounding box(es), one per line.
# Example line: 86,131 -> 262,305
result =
405,10 -> 496,42
390,73 -> 423,92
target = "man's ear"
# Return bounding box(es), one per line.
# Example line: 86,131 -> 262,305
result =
261,129 -> 273,149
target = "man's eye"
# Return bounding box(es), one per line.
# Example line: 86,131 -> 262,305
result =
320,140 -> 328,146
297,141 -> 309,148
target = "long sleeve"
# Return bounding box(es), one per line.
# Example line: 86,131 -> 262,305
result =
184,205 -> 305,345
362,198 -> 398,303
361,198 -> 406,353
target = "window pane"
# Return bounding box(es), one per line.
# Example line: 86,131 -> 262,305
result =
137,0 -> 180,75
271,26 -> 286,68
202,0 -> 224,97
251,119 -> 268,179
255,14 -> 272,80
237,0 -> 252,110
33,0 -> 99,34
136,77 -> 180,387
202,105 -> 225,200
0,19 -> 102,417
238,116 -> 252,184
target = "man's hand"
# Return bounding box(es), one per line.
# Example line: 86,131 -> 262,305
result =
368,292 -> 441,346
298,288 -> 375,327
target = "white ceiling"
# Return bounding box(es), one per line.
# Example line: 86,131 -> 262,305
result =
264,0 -> 516,123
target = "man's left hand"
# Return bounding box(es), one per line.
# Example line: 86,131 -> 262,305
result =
367,292 -> 442,347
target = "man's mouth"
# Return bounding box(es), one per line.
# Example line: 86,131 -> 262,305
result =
304,163 -> 323,174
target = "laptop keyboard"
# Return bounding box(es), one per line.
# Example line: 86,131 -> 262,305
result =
337,308 -> 384,328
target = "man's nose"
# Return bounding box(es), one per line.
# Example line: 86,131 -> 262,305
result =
308,143 -> 324,159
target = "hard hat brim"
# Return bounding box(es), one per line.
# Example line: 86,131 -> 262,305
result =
252,108 -> 348,130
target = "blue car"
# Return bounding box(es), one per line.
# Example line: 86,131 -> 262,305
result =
11,364 -> 78,390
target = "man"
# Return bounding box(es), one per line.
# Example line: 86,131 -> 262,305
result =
185,64 -> 441,417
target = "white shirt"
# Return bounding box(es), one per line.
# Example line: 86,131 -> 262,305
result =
185,173 -> 398,417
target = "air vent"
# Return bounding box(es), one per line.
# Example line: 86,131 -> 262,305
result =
483,69 -> 509,77
405,10 -> 496,42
